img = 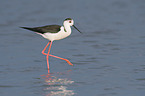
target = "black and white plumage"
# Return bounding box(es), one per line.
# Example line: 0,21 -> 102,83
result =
21,25 -> 61,34
20,18 -> 81,41
20,18 -> 82,73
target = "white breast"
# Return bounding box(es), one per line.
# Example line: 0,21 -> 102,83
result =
40,26 -> 71,41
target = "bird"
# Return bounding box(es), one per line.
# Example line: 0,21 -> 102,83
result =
20,18 -> 82,73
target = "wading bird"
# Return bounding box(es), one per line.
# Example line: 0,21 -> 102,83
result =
20,18 -> 82,73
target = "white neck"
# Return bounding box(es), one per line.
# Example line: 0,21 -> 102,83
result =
63,23 -> 71,33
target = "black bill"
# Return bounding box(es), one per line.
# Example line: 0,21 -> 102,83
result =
73,25 -> 82,33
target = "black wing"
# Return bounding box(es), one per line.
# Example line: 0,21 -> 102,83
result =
20,25 -> 61,34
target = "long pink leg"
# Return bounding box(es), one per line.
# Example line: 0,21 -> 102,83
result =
49,54 -> 73,66
42,41 -> 73,66
41,41 -> 73,73
41,41 -> 52,73
46,41 -> 53,73
41,41 -> 51,55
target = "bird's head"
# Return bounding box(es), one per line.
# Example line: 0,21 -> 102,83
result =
63,18 -> 82,33
63,18 -> 74,26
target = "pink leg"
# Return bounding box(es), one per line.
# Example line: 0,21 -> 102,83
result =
41,41 -> 52,73
46,41 -> 53,73
41,41 -> 51,55
49,54 -> 73,66
41,41 -> 73,73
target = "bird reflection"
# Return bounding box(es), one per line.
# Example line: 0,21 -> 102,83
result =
41,70 -> 75,96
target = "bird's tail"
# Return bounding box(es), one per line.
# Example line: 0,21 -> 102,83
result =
20,27 -> 36,32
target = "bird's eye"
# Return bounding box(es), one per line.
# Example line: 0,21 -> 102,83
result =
69,21 -> 71,23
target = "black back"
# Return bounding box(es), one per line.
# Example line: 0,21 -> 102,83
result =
20,25 -> 61,34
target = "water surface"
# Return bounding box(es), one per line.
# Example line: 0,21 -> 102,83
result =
0,0 -> 145,96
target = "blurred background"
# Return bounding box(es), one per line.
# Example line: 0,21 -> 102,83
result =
0,0 -> 145,96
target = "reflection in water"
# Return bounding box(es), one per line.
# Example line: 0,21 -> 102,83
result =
41,72 -> 75,96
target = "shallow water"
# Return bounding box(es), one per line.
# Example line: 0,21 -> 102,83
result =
0,0 -> 145,96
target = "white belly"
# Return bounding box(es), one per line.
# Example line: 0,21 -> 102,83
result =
41,30 -> 71,41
